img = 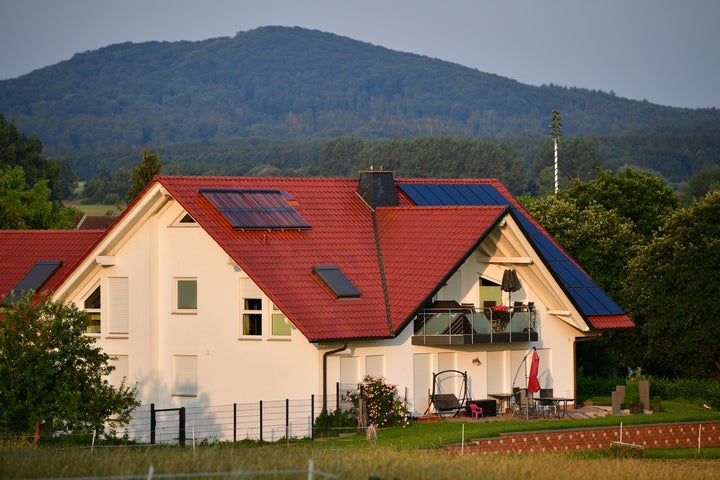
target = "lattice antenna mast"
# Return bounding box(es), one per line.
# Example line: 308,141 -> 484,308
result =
549,109 -> 563,194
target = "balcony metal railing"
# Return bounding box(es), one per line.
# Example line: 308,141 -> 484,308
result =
412,305 -> 538,345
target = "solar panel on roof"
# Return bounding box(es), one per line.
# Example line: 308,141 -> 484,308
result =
312,265 -> 361,298
2,260 -> 62,305
199,189 -> 311,230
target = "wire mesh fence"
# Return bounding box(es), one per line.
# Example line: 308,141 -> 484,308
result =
108,383 -> 360,446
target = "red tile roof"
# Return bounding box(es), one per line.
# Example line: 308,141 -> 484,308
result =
587,315 -> 635,329
159,176 -> 508,341
0,230 -> 104,302
376,205 -> 507,332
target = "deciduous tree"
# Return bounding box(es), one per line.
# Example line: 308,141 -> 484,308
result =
624,190 -> 720,379
0,294 -> 139,443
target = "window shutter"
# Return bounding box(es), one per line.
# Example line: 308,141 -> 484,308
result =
173,355 -> 198,396
108,277 -> 129,334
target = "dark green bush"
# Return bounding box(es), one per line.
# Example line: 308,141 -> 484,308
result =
312,409 -> 356,438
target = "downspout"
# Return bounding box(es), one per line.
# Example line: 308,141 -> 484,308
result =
322,341 -> 348,413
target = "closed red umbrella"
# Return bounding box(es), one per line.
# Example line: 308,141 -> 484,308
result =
528,348 -> 541,393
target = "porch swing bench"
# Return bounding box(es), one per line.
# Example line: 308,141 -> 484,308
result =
430,393 -> 464,418
426,369 -> 470,419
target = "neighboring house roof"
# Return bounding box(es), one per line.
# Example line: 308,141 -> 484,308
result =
158,174 -> 633,341
0,230 -> 105,304
75,215 -> 117,230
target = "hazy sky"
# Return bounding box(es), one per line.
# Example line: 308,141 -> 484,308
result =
1,0 -> 718,109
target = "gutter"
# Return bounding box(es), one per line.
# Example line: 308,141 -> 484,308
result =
322,341 -> 348,412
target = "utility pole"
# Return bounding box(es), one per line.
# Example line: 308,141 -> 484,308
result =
549,109 -> 563,194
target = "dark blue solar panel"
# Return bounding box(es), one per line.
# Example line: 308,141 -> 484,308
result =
200,189 -> 311,230
397,182 -> 626,317
425,184 -> 456,205
397,184 -> 432,206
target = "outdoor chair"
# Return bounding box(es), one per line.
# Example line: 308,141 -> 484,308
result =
469,403 -> 484,420
539,388 -> 555,417
515,388 -> 535,417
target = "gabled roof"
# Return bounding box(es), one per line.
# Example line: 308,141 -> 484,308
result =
395,179 -> 634,329
0,230 -> 105,304
158,176 -> 508,341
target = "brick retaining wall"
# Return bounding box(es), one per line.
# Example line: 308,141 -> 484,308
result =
444,421 -> 720,455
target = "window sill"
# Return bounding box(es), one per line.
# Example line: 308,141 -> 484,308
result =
106,334 -> 129,339
172,310 -> 198,315
237,336 -> 263,341
267,337 -> 291,341
171,393 -> 198,397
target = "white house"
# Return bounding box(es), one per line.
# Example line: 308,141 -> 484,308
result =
1,171 -> 632,440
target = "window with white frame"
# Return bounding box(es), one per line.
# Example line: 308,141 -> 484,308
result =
173,355 -> 198,396
83,285 -> 101,334
175,278 -> 197,312
242,298 -> 262,336
271,303 -> 291,336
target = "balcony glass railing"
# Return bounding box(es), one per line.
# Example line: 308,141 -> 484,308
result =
412,305 -> 538,345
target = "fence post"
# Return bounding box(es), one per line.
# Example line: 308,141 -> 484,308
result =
233,403 -> 237,444
336,382 -> 340,412
178,407 -> 186,447
150,403 -> 156,445
311,394 -> 315,440
286,398 -> 290,443
259,400 -> 263,443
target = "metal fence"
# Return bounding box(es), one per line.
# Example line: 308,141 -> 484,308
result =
115,383 -> 358,445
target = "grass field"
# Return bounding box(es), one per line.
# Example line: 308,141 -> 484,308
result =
63,202 -> 118,216
3,402 -> 720,479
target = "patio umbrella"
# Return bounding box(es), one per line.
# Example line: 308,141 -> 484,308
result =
528,348 -> 541,393
501,269 -> 521,292
501,269 -> 521,306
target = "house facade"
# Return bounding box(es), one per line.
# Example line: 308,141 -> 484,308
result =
2,171 -> 632,438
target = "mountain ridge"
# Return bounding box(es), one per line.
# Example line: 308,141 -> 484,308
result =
0,26 -> 718,185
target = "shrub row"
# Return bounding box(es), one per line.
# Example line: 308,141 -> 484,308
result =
577,375 -> 720,409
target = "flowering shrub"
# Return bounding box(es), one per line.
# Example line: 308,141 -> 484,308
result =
347,375 -> 408,427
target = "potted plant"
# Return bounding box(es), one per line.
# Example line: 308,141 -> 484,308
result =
490,305 -> 509,332
624,379 -> 643,414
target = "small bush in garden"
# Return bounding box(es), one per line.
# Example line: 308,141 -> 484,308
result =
312,409 -> 356,437
348,375 -> 409,428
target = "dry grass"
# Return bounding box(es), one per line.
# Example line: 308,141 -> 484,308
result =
3,443 -> 720,479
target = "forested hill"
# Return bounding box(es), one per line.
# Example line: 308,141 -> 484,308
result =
1,25 -> 718,158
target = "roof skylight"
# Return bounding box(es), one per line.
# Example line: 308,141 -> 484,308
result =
1,260 -> 62,305
312,265 -> 361,299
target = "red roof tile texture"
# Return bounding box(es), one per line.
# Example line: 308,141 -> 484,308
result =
0,230 -> 104,301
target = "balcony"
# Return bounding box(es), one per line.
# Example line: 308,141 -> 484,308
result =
411,301 -> 538,346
